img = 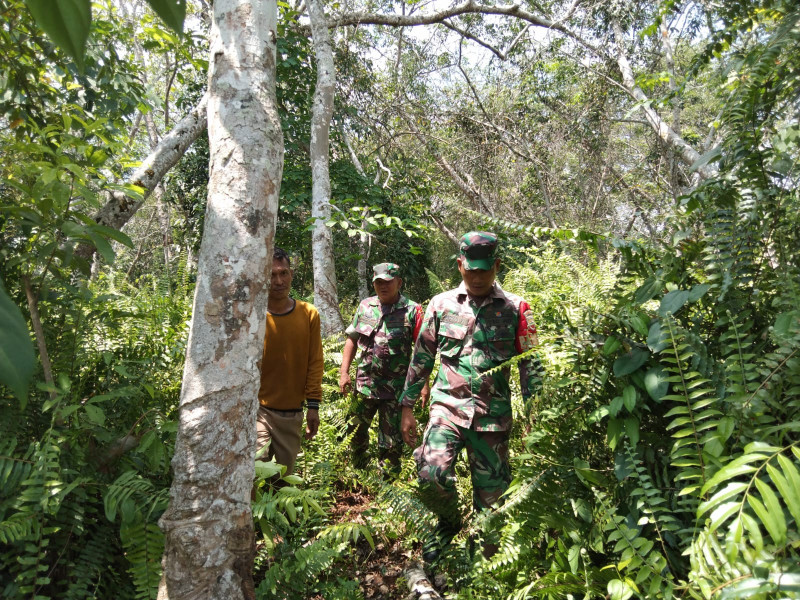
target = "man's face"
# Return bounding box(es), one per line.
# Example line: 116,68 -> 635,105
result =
373,277 -> 402,305
270,257 -> 293,301
457,257 -> 500,298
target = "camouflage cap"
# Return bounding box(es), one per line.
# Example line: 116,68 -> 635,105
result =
459,231 -> 499,270
372,262 -> 401,281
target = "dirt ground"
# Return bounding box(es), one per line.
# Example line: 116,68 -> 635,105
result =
323,488 -> 415,600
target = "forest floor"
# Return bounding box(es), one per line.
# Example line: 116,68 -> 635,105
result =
322,486 -> 414,600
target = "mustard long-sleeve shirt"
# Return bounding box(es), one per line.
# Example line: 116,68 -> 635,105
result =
258,299 -> 324,410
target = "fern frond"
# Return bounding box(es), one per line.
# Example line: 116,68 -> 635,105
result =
0,439 -> 34,497
659,318 -> 720,501
256,538 -> 344,599
507,570 -> 608,600
317,522 -> 375,551
120,519 -> 164,600
0,512 -> 39,544
595,490 -> 676,598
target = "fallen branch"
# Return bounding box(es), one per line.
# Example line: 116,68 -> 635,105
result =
403,561 -> 443,599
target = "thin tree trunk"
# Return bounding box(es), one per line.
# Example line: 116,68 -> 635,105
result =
533,162 -> 557,228
156,186 -> 172,272
22,276 -> 55,399
309,0 -> 345,336
661,19 -> 681,195
340,125 -> 370,300
612,20 -> 714,180
126,207 -> 159,280
142,111 -> 173,273
157,1 -> 283,598
123,10 -> 175,274
405,115 -> 494,215
430,213 -> 461,247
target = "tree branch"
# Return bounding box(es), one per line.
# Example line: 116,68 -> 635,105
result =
443,20 -> 505,60
88,93 -> 208,238
611,19 -> 715,180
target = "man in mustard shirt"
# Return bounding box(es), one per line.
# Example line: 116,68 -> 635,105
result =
257,247 -> 324,475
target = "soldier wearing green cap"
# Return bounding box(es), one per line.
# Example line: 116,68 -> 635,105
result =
340,263 -> 426,473
399,231 -> 543,562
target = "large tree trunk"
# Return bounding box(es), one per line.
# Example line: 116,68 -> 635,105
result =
157,1 -> 283,598
308,0 -> 346,336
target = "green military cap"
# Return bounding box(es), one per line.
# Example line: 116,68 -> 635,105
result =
459,231 -> 499,270
372,262 -> 401,281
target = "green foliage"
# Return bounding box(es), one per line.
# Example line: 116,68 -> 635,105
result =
257,538 -> 346,599
0,262 -> 187,598
25,0 -> 91,70
250,372 -> 377,599
0,278 -> 35,402
413,7 -> 800,593
24,0 -> 185,69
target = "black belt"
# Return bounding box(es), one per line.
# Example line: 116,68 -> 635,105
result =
264,407 -> 303,414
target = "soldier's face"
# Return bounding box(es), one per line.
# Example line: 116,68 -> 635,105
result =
270,258 -> 293,301
458,257 -> 500,298
373,277 -> 401,304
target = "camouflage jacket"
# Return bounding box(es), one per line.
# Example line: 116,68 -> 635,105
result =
399,282 -> 542,432
346,295 -> 424,400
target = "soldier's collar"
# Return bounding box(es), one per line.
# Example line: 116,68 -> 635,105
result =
456,282 -> 503,300
370,294 -> 408,309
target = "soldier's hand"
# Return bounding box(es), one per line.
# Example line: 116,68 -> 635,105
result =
305,409 -> 320,440
339,372 -> 351,395
401,406 -> 418,447
420,384 -> 431,409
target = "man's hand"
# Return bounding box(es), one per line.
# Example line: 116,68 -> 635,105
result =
339,337 -> 357,395
339,371 -> 351,395
401,406 -> 418,447
305,409 -> 319,440
420,380 -> 431,409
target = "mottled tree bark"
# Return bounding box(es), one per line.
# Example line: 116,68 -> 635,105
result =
157,1 -> 283,598
309,0 -> 346,336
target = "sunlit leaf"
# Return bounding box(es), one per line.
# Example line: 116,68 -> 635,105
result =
26,0 -> 91,69
0,279 -> 35,406
145,0 -> 186,34
613,348 -> 650,377
659,290 -> 689,316
643,367 -> 669,401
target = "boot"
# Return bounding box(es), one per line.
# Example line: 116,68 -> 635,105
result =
422,517 -> 462,565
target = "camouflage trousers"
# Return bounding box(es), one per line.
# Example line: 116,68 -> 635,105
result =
413,421 -> 511,519
348,393 -> 404,471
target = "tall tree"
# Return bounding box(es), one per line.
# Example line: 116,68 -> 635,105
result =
308,0 -> 346,336
157,0 -> 283,598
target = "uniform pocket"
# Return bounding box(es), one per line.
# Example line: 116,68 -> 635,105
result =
485,324 -> 516,361
439,323 -> 469,359
386,327 -> 411,351
376,328 -> 407,361
354,316 -> 377,337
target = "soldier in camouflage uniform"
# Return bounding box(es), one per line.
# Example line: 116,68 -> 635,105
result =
340,263 -> 425,473
399,231 -> 542,562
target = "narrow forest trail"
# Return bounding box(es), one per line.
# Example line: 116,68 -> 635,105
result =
320,486 -> 445,600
